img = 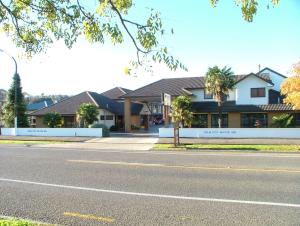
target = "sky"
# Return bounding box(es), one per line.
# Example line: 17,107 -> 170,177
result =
0,0 -> 300,95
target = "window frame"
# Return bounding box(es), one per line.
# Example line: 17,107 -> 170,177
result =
241,113 -> 268,128
211,114 -> 228,128
251,88 -> 266,98
105,115 -> 114,120
204,89 -> 213,99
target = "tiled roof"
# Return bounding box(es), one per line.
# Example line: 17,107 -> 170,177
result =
123,77 -> 206,98
123,74 -> 273,98
191,101 -> 294,113
101,87 -> 132,100
30,92 -> 95,116
30,91 -> 142,116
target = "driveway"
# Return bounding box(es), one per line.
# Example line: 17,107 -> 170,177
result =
35,135 -> 159,151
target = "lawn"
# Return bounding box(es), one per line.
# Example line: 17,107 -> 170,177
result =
0,218 -> 51,226
0,140 -> 63,145
154,144 -> 300,152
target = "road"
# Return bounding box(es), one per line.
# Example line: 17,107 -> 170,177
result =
0,145 -> 300,225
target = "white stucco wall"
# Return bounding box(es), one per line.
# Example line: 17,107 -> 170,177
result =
235,75 -> 272,105
191,89 -> 235,102
159,128 -> 300,138
259,68 -> 286,91
1,128 -> 102,137
97,109 -> 115,129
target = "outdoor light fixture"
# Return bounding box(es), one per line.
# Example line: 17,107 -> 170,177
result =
0,49 -> 18,135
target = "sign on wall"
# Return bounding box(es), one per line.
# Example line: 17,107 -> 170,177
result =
162,93 -> 171,106
159,128 -> 300,139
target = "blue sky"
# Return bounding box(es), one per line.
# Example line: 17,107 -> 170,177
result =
0,0 -> 299,95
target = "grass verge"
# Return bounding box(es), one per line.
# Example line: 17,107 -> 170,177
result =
0,140 -> 63,145
154,144 -> 300,152
0,218 -> 52,226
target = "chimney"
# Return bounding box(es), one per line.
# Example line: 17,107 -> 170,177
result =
258,64 -> 261,72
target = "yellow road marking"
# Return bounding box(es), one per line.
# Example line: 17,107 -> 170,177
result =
67,160 -> 300,174
63,212 -> 115,223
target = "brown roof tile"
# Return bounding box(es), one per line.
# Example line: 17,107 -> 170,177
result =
101,87 -> 132,100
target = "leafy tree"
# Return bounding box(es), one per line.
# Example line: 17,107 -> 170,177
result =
210,0 -> 280,22
205,66 -> 235,128
0,0 -> 185,72
281,61 -> 300,109
43,112 -> 63,128
271,114 -> 293,128
2,73 -> 28,127
170,96 -> 193,146
77,103 -> 99,128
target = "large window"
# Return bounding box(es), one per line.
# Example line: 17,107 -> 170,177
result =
204,89 -> 213,99
211,114 -> 228,128
241,113 -> 268,128
100,115 -> 114,120
192,114 -> 208,128
293,113 -> 300,126
251,88 -> 266,97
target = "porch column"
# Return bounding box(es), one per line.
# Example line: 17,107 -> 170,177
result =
124,97 -> 131,132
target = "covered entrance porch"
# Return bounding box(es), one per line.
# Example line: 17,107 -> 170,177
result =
124,96 -> 169,133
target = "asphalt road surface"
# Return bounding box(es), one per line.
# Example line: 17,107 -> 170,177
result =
0,145 -> 300,225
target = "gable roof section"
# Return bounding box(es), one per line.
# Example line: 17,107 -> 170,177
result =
101,87 -> 132,100
123,77 -> 206,98
30,92 -> 95,116
123,73 -> 274,98
258,67 -> 287,78
235,73 -> 274,86
30,91 -> 143,116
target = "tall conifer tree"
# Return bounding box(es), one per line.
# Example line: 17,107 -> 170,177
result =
3,73 -> 28,127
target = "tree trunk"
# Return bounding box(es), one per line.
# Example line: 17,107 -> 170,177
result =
177,124 -> 180,146
218,102 -> 222,128
173,126 -> 177,147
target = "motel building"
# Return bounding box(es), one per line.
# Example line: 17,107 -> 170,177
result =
122,67 -> 300,132
28,67 -> 300,133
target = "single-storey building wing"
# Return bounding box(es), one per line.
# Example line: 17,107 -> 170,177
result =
122,67 -> 300,131
30,91 -> 143,129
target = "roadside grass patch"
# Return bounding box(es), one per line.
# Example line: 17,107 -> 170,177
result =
0,140 -> 63,145
154,144 -> 300,152
0,218 -> 52,226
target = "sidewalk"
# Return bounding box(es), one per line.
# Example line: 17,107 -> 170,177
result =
159,138 -> 300,145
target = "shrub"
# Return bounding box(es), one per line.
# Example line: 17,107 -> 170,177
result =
90,123 -> 110,137
110,125 -> 119,131
131,124 -> 140,130
271,114 -> 294,128
43,112 -> 63,128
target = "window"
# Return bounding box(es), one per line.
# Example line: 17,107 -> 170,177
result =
251,88 -> 265,97
204,89 -> 213,99
192,114 -> 208,128
293,113 -> 300,126
211,114 -> 228,128
106,115 -> 113,120
241,113 -> 268,128
100,115 -> 113,120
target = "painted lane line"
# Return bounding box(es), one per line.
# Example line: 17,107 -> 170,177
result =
1,178 -> 300,208
67,160 -> 300,174
63,212 -> 115,223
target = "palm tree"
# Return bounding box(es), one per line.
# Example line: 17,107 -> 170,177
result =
205,66 -> 235,128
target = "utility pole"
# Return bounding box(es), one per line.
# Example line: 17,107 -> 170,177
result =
0,49 -> 18,135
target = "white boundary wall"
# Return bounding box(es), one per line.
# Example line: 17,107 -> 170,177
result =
1,128 -> 102,137
159,128 -> 300,139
